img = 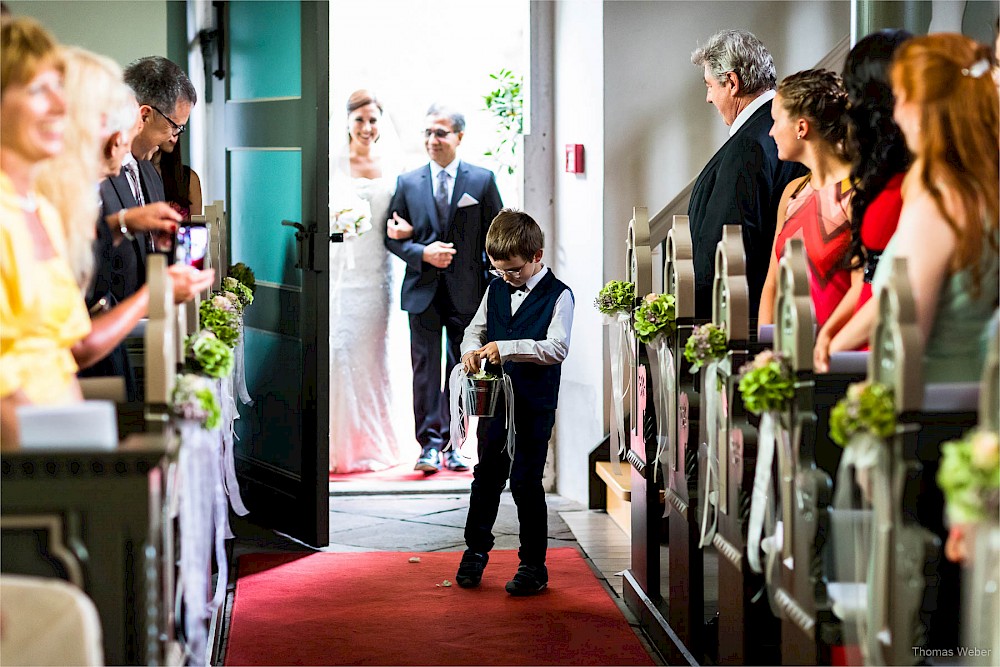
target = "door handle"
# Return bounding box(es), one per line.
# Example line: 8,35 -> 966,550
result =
282,219 -> 316,271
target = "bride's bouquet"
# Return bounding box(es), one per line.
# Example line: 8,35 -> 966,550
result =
330,191 -> 373,240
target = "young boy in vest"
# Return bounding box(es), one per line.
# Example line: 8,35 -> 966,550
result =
455,209 -> 575,595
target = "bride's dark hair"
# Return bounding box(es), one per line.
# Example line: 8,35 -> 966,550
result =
346,89 -> 382,143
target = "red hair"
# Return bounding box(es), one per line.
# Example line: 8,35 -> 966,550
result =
891,33 -> 999,291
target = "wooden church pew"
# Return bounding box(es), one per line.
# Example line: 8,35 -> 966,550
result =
663,215 -> 708,659
623,206 -> 659,602
0,256 -> 181,664
768,239 -> 841,665
621,207 -> 679,661
961,329 -> 999,666
705,226 -> 781,665
860,257 -> 980,663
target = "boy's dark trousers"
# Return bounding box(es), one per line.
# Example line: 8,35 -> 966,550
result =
464,397 -> 556,566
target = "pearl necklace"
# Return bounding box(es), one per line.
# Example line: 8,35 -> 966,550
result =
13,191 -> 38,213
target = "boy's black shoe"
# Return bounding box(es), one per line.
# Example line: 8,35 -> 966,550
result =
505,564 -> 548,596
456,551 -> 489,588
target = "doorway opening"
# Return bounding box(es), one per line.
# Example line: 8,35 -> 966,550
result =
327,0 -> 529,489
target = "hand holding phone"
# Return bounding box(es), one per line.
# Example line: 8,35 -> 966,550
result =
175,223 -> 209,269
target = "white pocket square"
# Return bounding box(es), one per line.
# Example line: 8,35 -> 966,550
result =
457,193 -> 479,208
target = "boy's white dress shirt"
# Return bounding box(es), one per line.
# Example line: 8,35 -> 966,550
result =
460,265 -> 574,365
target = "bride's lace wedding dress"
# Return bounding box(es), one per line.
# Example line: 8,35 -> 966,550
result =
329,173 -> 412,472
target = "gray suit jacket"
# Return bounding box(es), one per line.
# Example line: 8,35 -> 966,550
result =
100,159 -> 165,302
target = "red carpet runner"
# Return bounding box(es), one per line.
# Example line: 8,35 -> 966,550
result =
224,548 -> 654,666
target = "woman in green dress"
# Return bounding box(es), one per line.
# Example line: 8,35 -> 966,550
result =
873,33 -> 999,383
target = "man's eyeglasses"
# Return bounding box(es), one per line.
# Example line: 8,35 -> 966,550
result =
489,263 -> 528,279
424,128 -> 454,139
151,105 -> 186,136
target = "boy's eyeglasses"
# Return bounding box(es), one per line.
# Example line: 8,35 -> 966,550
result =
424,128 -> 454,139
489,262 -> 528,279
152,105 -> 186,136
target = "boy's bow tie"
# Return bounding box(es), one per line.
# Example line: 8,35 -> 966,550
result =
508,283 -> 529,294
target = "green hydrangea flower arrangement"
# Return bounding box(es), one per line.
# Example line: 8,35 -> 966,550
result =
634,292 -> 677,344
684,323 -> 728,371
223,276 -> 254,309
737,349 -> 795,415
937,430 -> 1000,524
594,280 -> 635,316
184,330 -> 234,379
199,299 -> 240,348
171,373 -> 221,429
829,381 -> 896,447
228,263 -> 256,295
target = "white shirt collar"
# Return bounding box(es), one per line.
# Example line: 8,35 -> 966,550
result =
729,89 -> 775,137
122,152 -> 138,169
429,158 -> 460,180
523,264 -> 548,291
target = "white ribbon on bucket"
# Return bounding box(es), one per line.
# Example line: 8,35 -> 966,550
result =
234,329 -> 253,406
177,418 -> 228,666
645,335 -> 675,483
603,312 -> 633,474
218,378 -> 249,528
747,411 -> 779,574
698,358 -> 725,548
828,431 -> 883,660
448,365 -> 516,463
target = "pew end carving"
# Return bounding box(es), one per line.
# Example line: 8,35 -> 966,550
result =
864,256 -> 943,666
660,214 -> 708,658
708,223 -> 782,664
772,238 -> 839,665
144,254 -> 176,429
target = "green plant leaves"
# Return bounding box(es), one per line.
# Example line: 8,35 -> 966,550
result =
483,68 -> 523,177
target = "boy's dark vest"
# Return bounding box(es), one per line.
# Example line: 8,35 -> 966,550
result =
485,270 -> 571,411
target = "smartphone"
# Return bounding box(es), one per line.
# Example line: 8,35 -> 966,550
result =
175,222 -> 209,269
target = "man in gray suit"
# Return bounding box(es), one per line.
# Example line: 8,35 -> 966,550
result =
105,56 -> 196,302
386,104 -> 503,474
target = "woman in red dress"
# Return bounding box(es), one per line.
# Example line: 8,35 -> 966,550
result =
813,29 -> 913,371
757,69 -> 855,330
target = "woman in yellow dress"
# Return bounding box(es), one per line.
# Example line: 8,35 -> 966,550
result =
0,18 -> 91,447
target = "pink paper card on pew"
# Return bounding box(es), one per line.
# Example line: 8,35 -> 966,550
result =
16,400 -> 118,450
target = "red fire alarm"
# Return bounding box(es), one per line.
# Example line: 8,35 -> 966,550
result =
565,144 -> 585,173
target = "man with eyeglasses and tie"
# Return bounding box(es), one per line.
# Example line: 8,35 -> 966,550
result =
101,56 -> 196,305
385,104 -> 503,474
83,57 -> 197,399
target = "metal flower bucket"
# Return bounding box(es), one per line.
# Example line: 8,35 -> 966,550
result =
463,375 -> 502,417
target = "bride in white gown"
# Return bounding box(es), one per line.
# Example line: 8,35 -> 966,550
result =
329,90 -> 414,473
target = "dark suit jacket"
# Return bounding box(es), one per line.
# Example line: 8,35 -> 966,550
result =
101,159 -> 165,302
385,161 -> 503,315
688,100 -> 807,319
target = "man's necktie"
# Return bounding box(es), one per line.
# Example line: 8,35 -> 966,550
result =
124,162 -> 145,206
435,170 -> 450,227
508,283 -> 529,294
124,162 -> 153,251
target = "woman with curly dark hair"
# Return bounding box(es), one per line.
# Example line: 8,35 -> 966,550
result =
814,30 -> 912,371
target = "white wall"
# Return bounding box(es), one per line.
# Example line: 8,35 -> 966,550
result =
550,0 -> 605,504
7,0 -> 169,67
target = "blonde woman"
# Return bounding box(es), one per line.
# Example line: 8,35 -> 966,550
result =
0,18 -> 89,447
34,47 -> 213,396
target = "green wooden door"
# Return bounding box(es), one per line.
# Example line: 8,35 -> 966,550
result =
226,0 -> 329,547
